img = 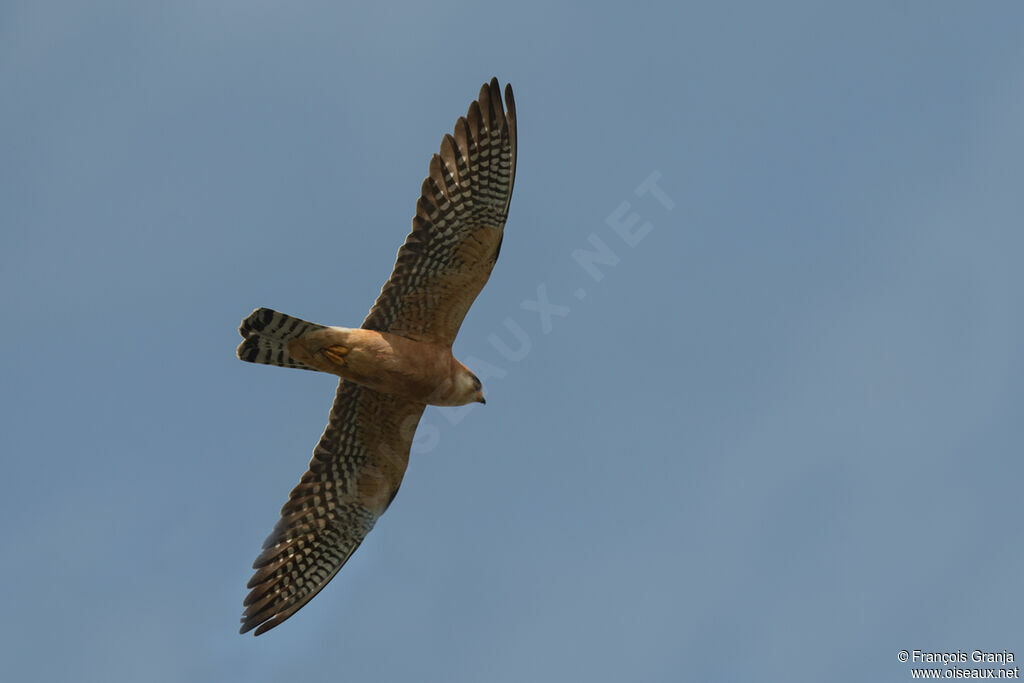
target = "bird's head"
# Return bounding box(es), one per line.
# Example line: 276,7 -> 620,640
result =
450,363 -> 486,406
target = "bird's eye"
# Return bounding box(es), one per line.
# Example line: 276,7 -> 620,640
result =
472,377 -> 481,390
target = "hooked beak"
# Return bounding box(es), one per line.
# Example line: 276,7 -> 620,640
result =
476,392 -> 486,405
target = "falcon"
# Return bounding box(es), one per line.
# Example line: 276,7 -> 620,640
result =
234,78 -> 516,635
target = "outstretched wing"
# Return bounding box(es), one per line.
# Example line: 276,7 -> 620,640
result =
362,78 -> 517,345
240,381 -> 425,636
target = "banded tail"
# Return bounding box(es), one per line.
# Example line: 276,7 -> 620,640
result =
237,308 -> 327,371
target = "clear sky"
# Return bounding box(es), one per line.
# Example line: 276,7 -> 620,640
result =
2,2 -> 1023,681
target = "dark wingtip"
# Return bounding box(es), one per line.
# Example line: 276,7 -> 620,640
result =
253,622 -> 275,636
238,612 -> 281,636
504,82 -> 515,121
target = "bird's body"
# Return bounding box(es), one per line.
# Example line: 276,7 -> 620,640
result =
242,309 -> 482,406
235,78 -> 516,635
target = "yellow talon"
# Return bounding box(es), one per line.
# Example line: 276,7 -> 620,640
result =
322,346 -> 349,366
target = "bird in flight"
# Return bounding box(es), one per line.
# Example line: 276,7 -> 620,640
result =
235,78 -> 516,635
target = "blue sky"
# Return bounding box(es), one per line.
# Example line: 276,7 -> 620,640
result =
2,2 -> 1023,681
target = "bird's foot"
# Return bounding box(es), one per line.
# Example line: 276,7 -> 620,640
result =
321,346 -> 349,367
